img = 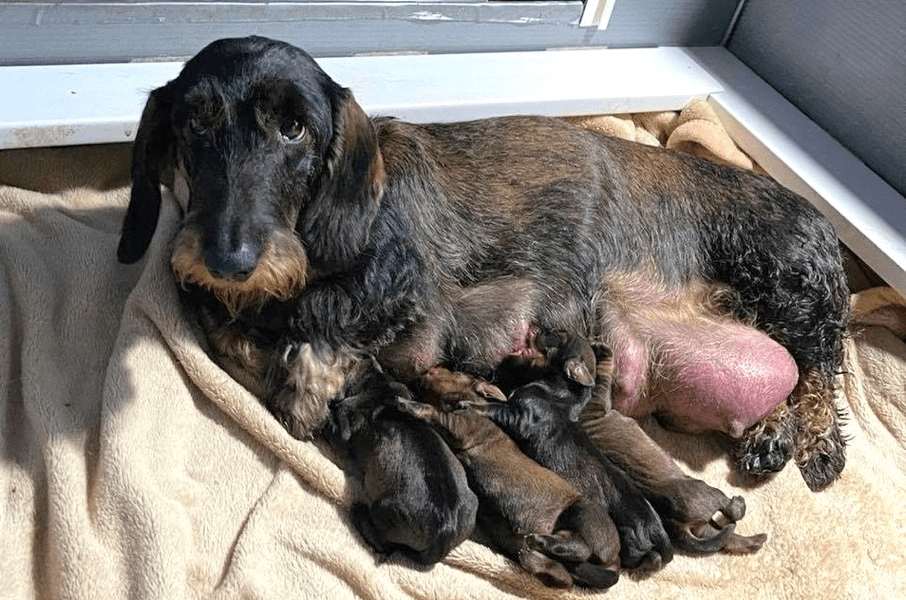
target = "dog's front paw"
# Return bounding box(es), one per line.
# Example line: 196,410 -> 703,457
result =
734,404 -> 795,479
265,342 -> 355,439
266,385 -> 330,440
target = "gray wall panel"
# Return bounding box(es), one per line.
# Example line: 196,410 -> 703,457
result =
728,0 -> 905,196
0,1 -> 739,66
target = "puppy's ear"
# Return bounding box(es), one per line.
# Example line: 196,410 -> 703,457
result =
117,84 -> 175,264
305,89 -> 385,269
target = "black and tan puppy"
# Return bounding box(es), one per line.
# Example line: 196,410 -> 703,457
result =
319,360 -> 478,565
118,35 -> 850,490
460,335 -> 674,571
493,327 -> 598,415
398,369 -> 621,589
499,329 -> 766,555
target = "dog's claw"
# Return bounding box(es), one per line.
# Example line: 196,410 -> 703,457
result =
710,509 -> 732,530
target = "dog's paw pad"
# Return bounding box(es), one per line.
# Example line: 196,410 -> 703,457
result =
737,434 -> 793,477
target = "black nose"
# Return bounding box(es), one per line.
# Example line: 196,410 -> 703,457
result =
204,243 -> 258,281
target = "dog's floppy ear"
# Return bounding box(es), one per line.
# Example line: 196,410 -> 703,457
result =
303,89 -> 386,269
117,84 -> 175,264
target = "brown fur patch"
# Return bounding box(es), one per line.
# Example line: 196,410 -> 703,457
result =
792,366 -> 848,468
206,325 -> 268,397
171,226 -> 309,315
271,344 -> 358,439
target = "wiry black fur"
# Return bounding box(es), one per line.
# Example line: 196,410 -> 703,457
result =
119,35 -> 850,490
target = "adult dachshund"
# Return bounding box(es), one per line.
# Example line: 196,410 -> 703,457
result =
118,35 -> 850,491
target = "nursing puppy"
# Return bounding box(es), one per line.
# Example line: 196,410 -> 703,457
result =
459,335 -> 674,570
118,35 -> 850,490
582,406 -> 768,555
320,360 -> 478,565
572,338 -> 767,554
397,372 -> 621,589
521,331 -> 767,555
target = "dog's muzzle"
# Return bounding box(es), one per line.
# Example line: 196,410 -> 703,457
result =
203,243 -> 259,282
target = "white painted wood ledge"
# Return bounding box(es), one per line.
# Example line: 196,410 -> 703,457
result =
1,46 -> 903,297
0,47 -> 720,147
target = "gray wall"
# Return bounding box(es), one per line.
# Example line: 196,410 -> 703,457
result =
0,1 -> 738,65
728,0 -> 906,196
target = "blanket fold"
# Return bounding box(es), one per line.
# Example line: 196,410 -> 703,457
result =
2,108 -> 905,600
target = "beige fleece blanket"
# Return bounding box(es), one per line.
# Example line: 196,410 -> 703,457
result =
2,101 -> 905,600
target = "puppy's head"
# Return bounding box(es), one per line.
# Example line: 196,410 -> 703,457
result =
533,329 -> 597,388
118,36 -> 385,314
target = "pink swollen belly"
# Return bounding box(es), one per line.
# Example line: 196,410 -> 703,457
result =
612,318 -> 798,437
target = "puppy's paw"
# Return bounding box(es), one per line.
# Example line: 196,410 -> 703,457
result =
418,367 -> 503,407
474,380 -> 507,402
653,481 -> 750,554
525,532 -> 592,563
721,531 -> 768,555
569,562 -> 620,589
517,547 -> 574,589
390,397 -> 436,420
612,507 -> 673,571
712,494 -> 746,525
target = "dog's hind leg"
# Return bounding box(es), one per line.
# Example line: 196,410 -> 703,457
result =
727,267 -> 849,491
790,365 -> 849,490
709,196 -> 850,490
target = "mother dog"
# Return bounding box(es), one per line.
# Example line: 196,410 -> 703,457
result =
118,36 -> 850,491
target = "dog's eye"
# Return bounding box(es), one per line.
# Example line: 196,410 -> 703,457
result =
280,120 -> 306,143
189,118 -> 207,136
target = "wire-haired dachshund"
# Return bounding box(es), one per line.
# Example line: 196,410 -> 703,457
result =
118,35 -> 850,491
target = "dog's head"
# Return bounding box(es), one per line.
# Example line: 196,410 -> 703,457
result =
118,36 -> 385,313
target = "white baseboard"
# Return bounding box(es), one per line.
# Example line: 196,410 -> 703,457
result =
0,47 -> 721,149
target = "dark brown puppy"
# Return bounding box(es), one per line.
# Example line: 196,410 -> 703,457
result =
118,35 -> 850,490
553,333 -> 768,555
494,328 -> 766,555
461,334 -> 674,571
582,406 -> 768,555
319,359 -> 478,565
398,370 -> 621,589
